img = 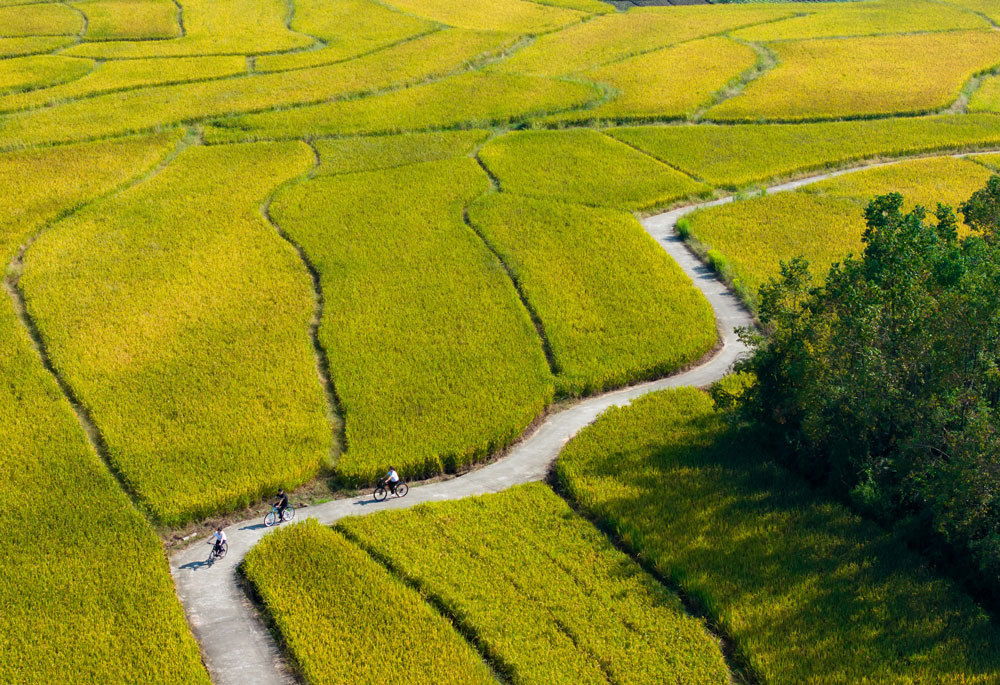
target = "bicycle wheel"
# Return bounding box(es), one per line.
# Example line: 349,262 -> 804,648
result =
373,486 -> 387,502
282,506 -> 295,522
264,510 -> 278,527
218,541 -> 228,560
395,482 -> 408,497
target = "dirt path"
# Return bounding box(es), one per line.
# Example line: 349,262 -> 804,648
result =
168,156 -> 987,684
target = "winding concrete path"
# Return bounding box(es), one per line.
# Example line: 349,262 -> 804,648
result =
169,153 -> 993,684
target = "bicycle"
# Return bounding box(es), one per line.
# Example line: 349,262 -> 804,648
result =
208,540 -> 228,563
264,504 -> 295,527
373,479 -> 408,502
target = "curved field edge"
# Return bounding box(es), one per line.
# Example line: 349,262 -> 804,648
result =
554,387 -> 1000,683
0,133 -> 209,682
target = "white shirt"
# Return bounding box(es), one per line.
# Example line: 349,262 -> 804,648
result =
387,469 -> 399,483
213,531 -> 227,544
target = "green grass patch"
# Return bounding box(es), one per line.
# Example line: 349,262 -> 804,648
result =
243,520 -> 495,684
20,142 -> 332,524
468,194 -> 717,395
969,73 -> 1000,113
478,128 -> 708,210
609,114 -> 1000,189
339,483 -> 731,683
270,158 -> 553,486
314,129 -> 489,175
706,31 -> 1000,121
556,387 -> 1000,684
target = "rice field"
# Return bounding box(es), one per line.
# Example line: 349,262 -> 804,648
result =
609,114 -> 1000,188
467,194 -> 717,395
20,142 -> 332,524
707,31 -> 1000,121
547,36 -> 757,124
338,483 -> 731,683
243,520 -> 495,684
2,0 -> 1000,679
269,158 -> 553,485
478,128 -> 708,209
0,133 -> 210,683
556,388 -> 1000,684
683,156 -> 994,304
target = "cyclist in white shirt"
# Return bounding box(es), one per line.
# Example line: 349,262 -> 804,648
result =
383,466 -> 400,494
209,527 -> 227,556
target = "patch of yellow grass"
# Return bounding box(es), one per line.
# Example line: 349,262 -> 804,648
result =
254,0 -> 437,72
314,129 -> 489,175
20,142 -> 332,524
62,0 -> 315,57
550,36 -> 756,123
0,2 -> 83,35
0,35 -> 75,56
0,54 -> 91,96
969,74 -> 1000,113
377,0 -> 588,33
76,0 -> 181,40
500,4 -> 799,76
733,0 -> 987,42
707,31 -> 1000,121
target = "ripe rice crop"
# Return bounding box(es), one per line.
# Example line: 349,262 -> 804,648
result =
0,131 -> 208,683
971,152 -> 1000,171
62,0 -> 315,57
732,0 -> 986,42
467,194 -> 717,395
205,71 -> 599,143
339,483 -> 730,683
548,36 -> 756,123
968,74 -> 1000,113
0,2 -> 82,35
556,388 -> 1000,683
0,29 -> 508,147
0,55 -> 92,96
609,114 -> 1000,188
500,4 -> 797,77
804,156 -> 994,211
254,0 -> 437,73
0,36 -> 75,57
683,157 -> 993,307
313,129 -> 489,175
78,0 -> 182,40
243,520 -> 495,684
707,31 -> 1000,121
20,142 -> 332,524
370,0 -> 588,34
946,0 -> 1000,23
270,158 -> 553,486
0,55 -> 247,113
478,128 -> 708,210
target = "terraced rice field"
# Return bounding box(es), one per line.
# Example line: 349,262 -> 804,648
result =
2,0 -> 1000,680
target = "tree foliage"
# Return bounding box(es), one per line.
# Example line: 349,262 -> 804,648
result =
738,176 -> 1000,607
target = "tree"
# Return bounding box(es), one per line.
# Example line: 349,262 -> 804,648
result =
737,178 -> 1000,607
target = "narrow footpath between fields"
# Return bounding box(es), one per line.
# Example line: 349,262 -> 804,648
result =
168,153 -> 988,685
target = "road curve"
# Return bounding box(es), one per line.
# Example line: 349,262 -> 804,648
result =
170,154 -> 986,684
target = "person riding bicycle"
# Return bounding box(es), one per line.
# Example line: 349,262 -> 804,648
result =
273,488 -> 289,522
209,527 -> 227,557
382,466 -> 400,494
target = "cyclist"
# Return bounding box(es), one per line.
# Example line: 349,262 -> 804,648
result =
209,527 -> 227,557
382,466 -> 400,494
273,488 -> 289,522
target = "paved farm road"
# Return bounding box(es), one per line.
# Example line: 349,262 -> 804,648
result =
169,156 -> 980,684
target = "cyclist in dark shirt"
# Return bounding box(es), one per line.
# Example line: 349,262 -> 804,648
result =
273,489 -> 289,522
